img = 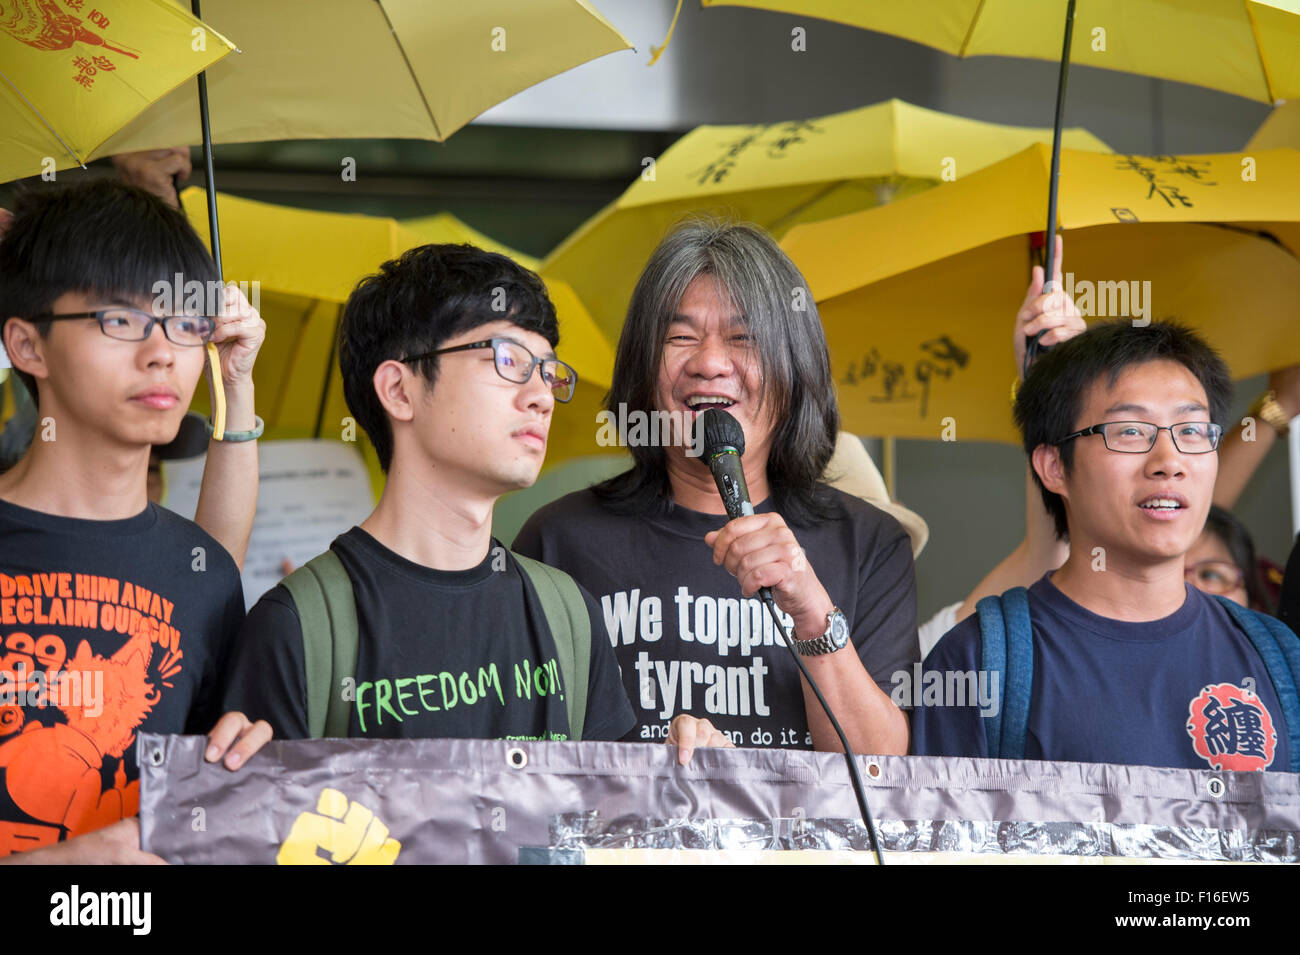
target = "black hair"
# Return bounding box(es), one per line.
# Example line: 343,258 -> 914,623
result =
591,218 -> 840,527
1014,319 -> 1232,540
0,178 -> 219,405
338,243 -> 558,472
1202,505 -> 1272,614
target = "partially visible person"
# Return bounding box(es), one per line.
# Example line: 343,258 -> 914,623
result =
918,236 -> 1079,656
1279,533 -> 1300,631
1213,363 -> 1300,510
1185,505 -> 1272,613
914,320 -> 1297,772
0,179 -> 270,862
112,147 -> 192,209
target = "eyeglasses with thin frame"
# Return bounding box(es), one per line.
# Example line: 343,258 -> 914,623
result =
1056,421 -> 1222,454
1185,559 -> 1245,595
33,308 -> 215,347
400,338 -> 577,402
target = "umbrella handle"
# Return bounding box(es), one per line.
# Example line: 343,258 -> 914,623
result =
206,343 -> 226,441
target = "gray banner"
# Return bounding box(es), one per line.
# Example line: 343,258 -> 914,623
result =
137,734 -> 1300,864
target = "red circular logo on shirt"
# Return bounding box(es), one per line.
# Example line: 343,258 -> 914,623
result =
1186,682 -> 1277,772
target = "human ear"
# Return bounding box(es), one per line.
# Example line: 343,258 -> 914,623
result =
1032,443 -> 1068,498
2,318 -> 50,382
371,359 -> 417,423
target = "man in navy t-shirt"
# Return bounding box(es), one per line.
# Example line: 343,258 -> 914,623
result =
913,320 -> 1292,772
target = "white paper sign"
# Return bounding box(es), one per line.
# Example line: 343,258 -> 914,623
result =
163,440 -> 375,608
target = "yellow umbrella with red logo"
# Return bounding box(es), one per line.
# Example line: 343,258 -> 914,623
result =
0,0 -> 235,183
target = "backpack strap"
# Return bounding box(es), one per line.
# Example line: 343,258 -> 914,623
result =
975,587 -> 1033,760
974,595 -> 1007,758
1214,595 -> 1300,773
511,551 -> 590,742
280,550 -> 358,739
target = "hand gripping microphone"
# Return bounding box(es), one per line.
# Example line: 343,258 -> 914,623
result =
699,408 -> 771,605
695,406 -> 886,864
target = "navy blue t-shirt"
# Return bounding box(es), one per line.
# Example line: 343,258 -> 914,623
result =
911,574 -> 1292,772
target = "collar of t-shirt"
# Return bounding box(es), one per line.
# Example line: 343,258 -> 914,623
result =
333,525 -> 499,588
1031,571 -> 1206,643
643,493 -> 777,541
0,495 -> 158,539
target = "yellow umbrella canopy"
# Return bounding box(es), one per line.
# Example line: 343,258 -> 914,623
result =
542,98 -> 1111,342
95,0 -> 631,153
781,144 -> 1300,443
179,189 -> 615,488
0,0 -> 234,183
704,0 -> 1300,103
1248,100 -> 1300,150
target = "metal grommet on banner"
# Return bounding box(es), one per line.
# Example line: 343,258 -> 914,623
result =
506,747 -> 528,770
866,761 -> 882,780
1206,776 -> 1225,798
149,744 -> 164,766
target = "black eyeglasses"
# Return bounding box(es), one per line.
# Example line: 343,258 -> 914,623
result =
401,338 -> 576,402
34,308 -> 215,347
1056,421 -> 1222,454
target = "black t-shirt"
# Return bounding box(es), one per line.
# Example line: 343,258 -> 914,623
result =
513,483 -> 919,748
0,498 -> 244,855
221,527 -> 635,743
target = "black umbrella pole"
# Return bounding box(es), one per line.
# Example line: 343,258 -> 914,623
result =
1042,0 -> 1076,291
191,0 -> 222,277
1027,0 -> 1076,377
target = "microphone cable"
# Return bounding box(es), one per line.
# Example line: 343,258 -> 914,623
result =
759,590 -> 886,866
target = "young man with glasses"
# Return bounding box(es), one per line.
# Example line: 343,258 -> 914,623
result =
0,180 -> 271,861
913,320 -> 1297,772
222,245 -> 722,756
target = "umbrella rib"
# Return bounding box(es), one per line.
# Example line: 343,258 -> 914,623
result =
957,0 -> 990,57
375,0 -> 444,141
0,68 -> 87,169
1242,0 -> 1279,105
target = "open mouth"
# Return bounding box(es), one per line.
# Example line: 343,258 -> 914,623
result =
1138,495 -> 1187,513
684,395 -> 736,413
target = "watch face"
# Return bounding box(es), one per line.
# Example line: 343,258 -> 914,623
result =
830,610 -> 849,648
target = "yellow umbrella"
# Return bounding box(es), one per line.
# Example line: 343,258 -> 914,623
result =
95,0 -> 632,153
0,0 -> 235,183
705,0 -> 1300,347
542,98 -> 1111,341
704,0 -> 1300,103
179,189 -> 616,492
781,144 -> 1300,443
1248,100 -> 1300,150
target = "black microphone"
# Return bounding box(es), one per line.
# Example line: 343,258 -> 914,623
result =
698,407 -> 754,521
698,408 -> 773,605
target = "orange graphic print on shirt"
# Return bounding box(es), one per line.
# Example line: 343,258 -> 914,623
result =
0,572 -> 183,854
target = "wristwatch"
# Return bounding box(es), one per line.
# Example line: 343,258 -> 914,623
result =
792,607 -> 849,656
1250,389 -> 1292,438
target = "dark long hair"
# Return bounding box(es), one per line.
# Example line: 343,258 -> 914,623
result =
592,218 -> 840,526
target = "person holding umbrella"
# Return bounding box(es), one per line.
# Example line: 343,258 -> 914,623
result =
0,179 -> 271,862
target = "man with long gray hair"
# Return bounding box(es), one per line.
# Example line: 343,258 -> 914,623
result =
515,219 -> 916,757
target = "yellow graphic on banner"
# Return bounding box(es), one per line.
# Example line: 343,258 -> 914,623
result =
276,788 -> 400,865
